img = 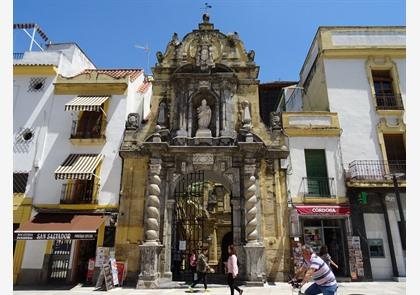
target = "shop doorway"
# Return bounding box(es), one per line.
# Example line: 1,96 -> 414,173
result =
48,240 -> 72,283
302,219 -> 347,277
73,240 -> 97,283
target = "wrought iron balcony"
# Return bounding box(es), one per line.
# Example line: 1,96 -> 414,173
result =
376,94 -> 404,110
348,160 -> 406,181
303,177 -> 336,198
13,52 -> 24,60
70,120 -> 105,139
60,182 -> 99,204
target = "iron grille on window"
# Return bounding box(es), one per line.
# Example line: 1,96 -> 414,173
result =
13,173 -> 29,193
28,77 -> 46,92
302,177 -> 336,198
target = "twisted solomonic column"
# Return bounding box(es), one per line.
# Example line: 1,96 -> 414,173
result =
145,161 -> 162,243
244,175 -> 258,242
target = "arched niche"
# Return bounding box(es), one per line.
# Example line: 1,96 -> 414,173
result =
191,90 -> 218,137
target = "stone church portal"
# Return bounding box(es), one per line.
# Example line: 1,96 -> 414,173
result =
117,13 -> 290,288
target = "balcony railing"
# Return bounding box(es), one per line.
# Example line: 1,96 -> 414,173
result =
70,120 -> 104,139
348,160 -> 406,181
376,94 -> 404,110
13,52 -> 24,60
60,182 -> 99,204
303,177 -> 336,198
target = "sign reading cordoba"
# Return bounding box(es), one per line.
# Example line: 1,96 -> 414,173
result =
14,232 -> 97,240
295,205 -> 350,216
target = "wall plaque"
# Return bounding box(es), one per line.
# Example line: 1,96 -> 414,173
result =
193,153 -> 214,165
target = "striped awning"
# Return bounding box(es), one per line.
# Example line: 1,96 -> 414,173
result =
54,154 -> 104,180
64,96 -> 109,112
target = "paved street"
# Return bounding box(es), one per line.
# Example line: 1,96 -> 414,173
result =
14,282 -> 405,295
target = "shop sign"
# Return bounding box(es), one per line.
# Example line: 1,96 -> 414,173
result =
295,205 -> 350,216
14,232 -> 96,240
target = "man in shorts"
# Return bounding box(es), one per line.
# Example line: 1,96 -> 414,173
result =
294,245 -> 338,295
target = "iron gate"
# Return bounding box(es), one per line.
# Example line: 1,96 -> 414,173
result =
172,171 -> 205,280
48,240 -> 72,283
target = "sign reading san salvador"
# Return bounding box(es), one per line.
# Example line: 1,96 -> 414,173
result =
14,232 -> 96,240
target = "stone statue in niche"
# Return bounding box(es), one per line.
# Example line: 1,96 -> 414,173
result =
196,99 -> 212,137
197,99 -> 211,128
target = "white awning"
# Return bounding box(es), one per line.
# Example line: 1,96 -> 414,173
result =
54,154 -> 104,180
64,96 -> 109,112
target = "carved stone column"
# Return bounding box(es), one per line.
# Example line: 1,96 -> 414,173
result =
137,158 -> 163,288
244,164 -> 258,243
243,160 -> 265,285
145,159 -> 162,243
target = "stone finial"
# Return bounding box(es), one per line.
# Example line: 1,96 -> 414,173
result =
247,50 -> 255,61
156,51 -> 164,63
270,112 -> 282,130
242,100 -> 252,131
171,32 -> 180,46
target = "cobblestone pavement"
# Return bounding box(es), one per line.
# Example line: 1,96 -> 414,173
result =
13,282 -> 406,295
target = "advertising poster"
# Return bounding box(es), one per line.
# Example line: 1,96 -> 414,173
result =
110,258 -> 119,286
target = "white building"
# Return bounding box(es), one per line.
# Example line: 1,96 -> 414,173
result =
14,40 -> 152,285
283,26 -> 406,281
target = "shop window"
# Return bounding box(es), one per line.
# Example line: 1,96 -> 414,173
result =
103,226 -> 116,247
368,239 -> 385,257
71,111 -> 104,139
303,219 -> 322,227
13,173 -> 28,194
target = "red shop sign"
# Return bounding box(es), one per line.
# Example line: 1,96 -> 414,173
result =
295,205 -> 350,216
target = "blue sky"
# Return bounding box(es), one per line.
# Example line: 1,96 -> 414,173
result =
13,0 -> 405,82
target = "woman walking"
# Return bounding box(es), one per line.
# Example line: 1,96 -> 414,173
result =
319,245 -> 339,269
227,245 -> 243,295
189,249 -> 197,282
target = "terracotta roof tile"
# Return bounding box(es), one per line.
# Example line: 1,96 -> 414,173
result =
137,81 -> 152,93
79,69 -> 143,82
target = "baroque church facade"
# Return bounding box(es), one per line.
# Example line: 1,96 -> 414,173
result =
116,14 -> 291,286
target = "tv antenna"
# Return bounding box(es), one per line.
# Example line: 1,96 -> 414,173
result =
134,43 -> 151,74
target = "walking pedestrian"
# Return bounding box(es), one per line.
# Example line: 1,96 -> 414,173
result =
319,245 -> 338,269
189,249 -> 198,282
227,245 -> 243,295
189,248 -> 213,293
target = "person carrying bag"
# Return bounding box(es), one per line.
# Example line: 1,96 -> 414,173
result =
227,245 -> 243,295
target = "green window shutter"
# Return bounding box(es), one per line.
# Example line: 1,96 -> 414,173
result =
304,149 -> 329,197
